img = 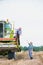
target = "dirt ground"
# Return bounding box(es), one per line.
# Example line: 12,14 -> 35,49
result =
0,51 -> 43,65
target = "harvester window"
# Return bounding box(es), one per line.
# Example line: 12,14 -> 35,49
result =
0,23 -> 3,37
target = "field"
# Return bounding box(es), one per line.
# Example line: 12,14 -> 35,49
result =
0,51 -> 43,65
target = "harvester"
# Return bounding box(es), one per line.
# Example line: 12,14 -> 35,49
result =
0,20 -> 21,59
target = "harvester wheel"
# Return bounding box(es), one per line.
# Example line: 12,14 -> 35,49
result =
8,50 -> 14,59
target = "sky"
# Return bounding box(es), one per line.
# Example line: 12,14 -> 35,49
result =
0,0 -> 43,46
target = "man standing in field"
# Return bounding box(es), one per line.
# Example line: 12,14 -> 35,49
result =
28,42 -> 33,59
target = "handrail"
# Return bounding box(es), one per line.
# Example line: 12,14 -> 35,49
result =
0,38 -> 16,41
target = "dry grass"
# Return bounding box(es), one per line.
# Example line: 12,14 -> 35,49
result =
0,51 -> 43,65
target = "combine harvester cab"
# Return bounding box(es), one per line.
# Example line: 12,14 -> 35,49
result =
0,20 -> 21,59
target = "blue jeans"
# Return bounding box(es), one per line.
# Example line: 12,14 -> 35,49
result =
29,50 -> 33,59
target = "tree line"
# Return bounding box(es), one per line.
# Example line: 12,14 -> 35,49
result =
20,46 -> 43,51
